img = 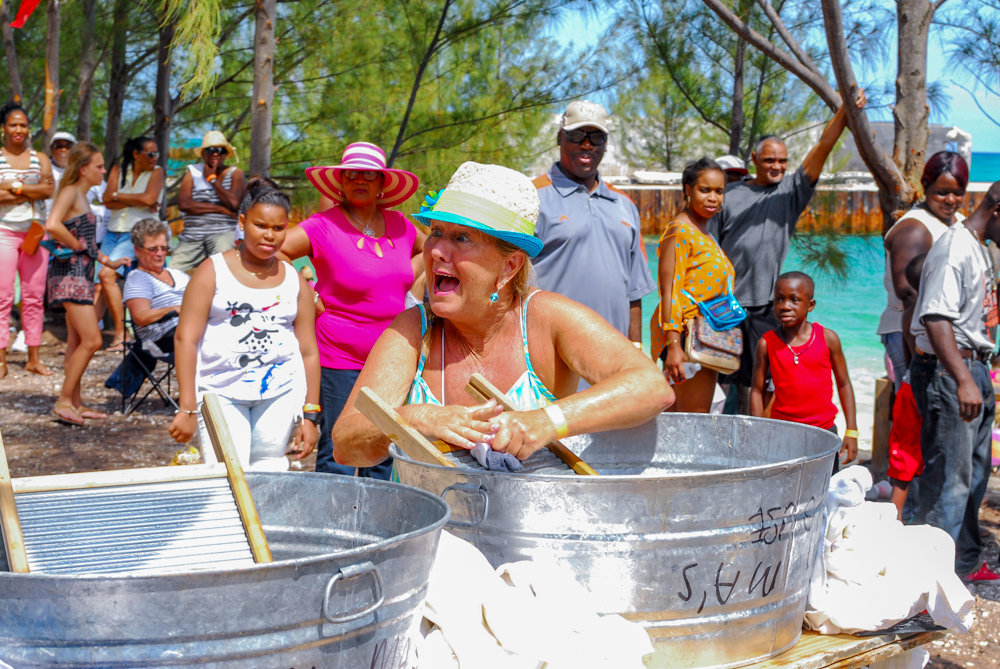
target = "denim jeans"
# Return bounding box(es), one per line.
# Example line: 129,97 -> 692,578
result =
315,367 -> 393,480
881,332 -> 907,393
909,353 -> 994,575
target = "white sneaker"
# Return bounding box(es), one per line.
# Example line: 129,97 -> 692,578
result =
10,330 -> 27,353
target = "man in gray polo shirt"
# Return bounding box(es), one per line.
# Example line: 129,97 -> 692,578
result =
709,90 -> 866,410
533,101 -> 655,344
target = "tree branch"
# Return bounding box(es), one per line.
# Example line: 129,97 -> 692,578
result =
700,0 -> 841,109
819,0 -> 901,194
754,0 -> 819,72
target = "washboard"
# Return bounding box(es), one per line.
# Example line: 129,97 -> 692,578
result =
354,374 -> 598,476
0,393 -> 271,575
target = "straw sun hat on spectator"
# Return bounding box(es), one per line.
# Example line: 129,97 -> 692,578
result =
305,142 -> 420,209
200,130 -> 238,162
414,161 -> 542,258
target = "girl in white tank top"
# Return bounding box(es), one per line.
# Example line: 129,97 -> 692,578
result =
168,183 -> 321,471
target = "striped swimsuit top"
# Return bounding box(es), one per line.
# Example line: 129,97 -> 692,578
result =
0,148 -> 42,231
407,290 -> 558,411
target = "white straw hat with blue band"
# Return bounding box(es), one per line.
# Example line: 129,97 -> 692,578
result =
413,162 -> 543,258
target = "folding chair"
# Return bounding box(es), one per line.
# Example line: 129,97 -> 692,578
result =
0,394 -> 270,574
120,314 -> 178,415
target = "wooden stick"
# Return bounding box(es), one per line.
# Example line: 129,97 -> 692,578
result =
12,463 -> 228,494
201,393 -> 273,563
355,387 -> 457,468
466,373 -> 599,476
0,429 -> 29,572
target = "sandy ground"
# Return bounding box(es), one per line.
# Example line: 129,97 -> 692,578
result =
1,315 -> 998,667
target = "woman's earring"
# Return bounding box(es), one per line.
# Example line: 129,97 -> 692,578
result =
489,292 -> 499,303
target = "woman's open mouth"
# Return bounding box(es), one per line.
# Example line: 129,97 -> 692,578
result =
433,271 -> 460,295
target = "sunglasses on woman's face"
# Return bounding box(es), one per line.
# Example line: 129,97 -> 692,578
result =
142,245 -> 169,253
143,151 -> 159,159
204,147 -> 226,156
342,170 -> 381,182
561,129 -> 608,146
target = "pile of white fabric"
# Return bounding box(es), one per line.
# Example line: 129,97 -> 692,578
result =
412,531 -> 653,668
804,467 -> 976,668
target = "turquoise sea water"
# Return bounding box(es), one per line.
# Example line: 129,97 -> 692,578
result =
972,153 -> 1000,184
643,234 -> 886,444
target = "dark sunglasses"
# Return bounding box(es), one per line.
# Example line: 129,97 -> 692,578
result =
143,151 -> 159,159
141,245 -> 169,253
561,129 -> 608,146
342,169 -> 381,181
204,146 -> 227,156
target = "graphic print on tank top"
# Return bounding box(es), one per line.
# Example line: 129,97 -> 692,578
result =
226,300 -> 286,379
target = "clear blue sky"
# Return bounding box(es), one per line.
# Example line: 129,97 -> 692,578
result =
550,8 -> 1000,153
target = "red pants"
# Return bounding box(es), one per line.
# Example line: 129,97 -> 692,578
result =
888,381 -> 924,482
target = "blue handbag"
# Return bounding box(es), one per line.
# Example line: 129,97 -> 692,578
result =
681,276 -> 746,331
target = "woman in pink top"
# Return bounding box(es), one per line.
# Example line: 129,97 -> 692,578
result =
281,142 -> 423,478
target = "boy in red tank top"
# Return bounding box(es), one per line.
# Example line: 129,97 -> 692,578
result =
749,272 -> 859,469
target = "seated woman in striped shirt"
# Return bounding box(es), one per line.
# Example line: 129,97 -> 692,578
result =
122,218 -> 190,355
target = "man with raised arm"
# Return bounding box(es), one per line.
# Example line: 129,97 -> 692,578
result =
709,90 -> 867,411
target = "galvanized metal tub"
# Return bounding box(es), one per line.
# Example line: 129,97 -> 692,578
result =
392,413 -> 840,669
0,472 -> 450,668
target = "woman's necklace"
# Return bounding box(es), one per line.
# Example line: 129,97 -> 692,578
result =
343,206 -> 393,258
235,248 -> 275,277
783,326 -> 815,365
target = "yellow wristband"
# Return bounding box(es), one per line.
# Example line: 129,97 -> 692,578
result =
543,404 -> 569,440
302,403 -> 321,413
843,429 -> 859,439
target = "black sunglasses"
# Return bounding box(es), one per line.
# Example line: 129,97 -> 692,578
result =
561,129 -> 608,146
342,169 -> 381,181
143,151 -> 159,159
204,147 -> 227,156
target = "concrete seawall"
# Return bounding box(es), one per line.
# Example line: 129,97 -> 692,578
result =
619,184 -> 990,237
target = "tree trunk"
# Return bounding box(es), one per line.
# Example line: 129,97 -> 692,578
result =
249,0 -> 276,178
388,0 -> 453,167
0,0 -> 22,102
104,0 -> 129,165
154,14 -> 174,217
42,0 -> 60,147
75,0 -> 97,141
893,0 -> 935,197
729,36 -> 745,155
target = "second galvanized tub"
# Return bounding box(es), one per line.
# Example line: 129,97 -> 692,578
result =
0,472 -> 450,668
392,413 -> 840,669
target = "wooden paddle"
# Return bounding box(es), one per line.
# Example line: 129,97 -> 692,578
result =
355,387 -> 456,468
465,373 -> 599,476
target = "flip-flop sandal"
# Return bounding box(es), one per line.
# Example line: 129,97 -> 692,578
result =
104,339 -> 126,353
52,403 -> 85,426
76,406 -> 107,420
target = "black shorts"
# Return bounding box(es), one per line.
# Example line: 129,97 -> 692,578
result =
719,303 -> 778,387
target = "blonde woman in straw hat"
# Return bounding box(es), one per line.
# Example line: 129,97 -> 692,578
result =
173,131 -> 246,273
332,162 -> 673,470
281,141 -> 426,479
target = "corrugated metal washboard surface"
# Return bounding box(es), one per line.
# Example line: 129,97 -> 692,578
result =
15,478 -> 255,575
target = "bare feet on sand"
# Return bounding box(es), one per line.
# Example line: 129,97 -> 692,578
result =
24,361 -> 54,376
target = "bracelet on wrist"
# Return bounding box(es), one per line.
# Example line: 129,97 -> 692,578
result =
175,409 -> 198,416
543,404 -> 569,440
843,429 -> 859,439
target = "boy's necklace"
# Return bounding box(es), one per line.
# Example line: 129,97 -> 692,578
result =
782,326 -> 815,365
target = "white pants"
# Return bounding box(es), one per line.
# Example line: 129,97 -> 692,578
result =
198,389 -> 298,472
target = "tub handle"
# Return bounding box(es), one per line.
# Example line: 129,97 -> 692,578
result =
322,561 -> 385,624
440,483 -> 489,527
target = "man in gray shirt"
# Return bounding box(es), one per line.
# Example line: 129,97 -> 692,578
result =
709,91 -> 866,408
533,101 -> 655,343
909,182 -> 1000,582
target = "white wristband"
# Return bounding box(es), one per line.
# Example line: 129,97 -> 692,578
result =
543,404 -> 569,440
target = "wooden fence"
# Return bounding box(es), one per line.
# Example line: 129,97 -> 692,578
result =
617,186 -> 987,237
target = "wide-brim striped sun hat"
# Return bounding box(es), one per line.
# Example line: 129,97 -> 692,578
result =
305,142 -> 419,209
413,162 -> 543,258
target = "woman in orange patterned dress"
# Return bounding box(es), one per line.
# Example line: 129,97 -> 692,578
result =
650,158 -> 734,412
